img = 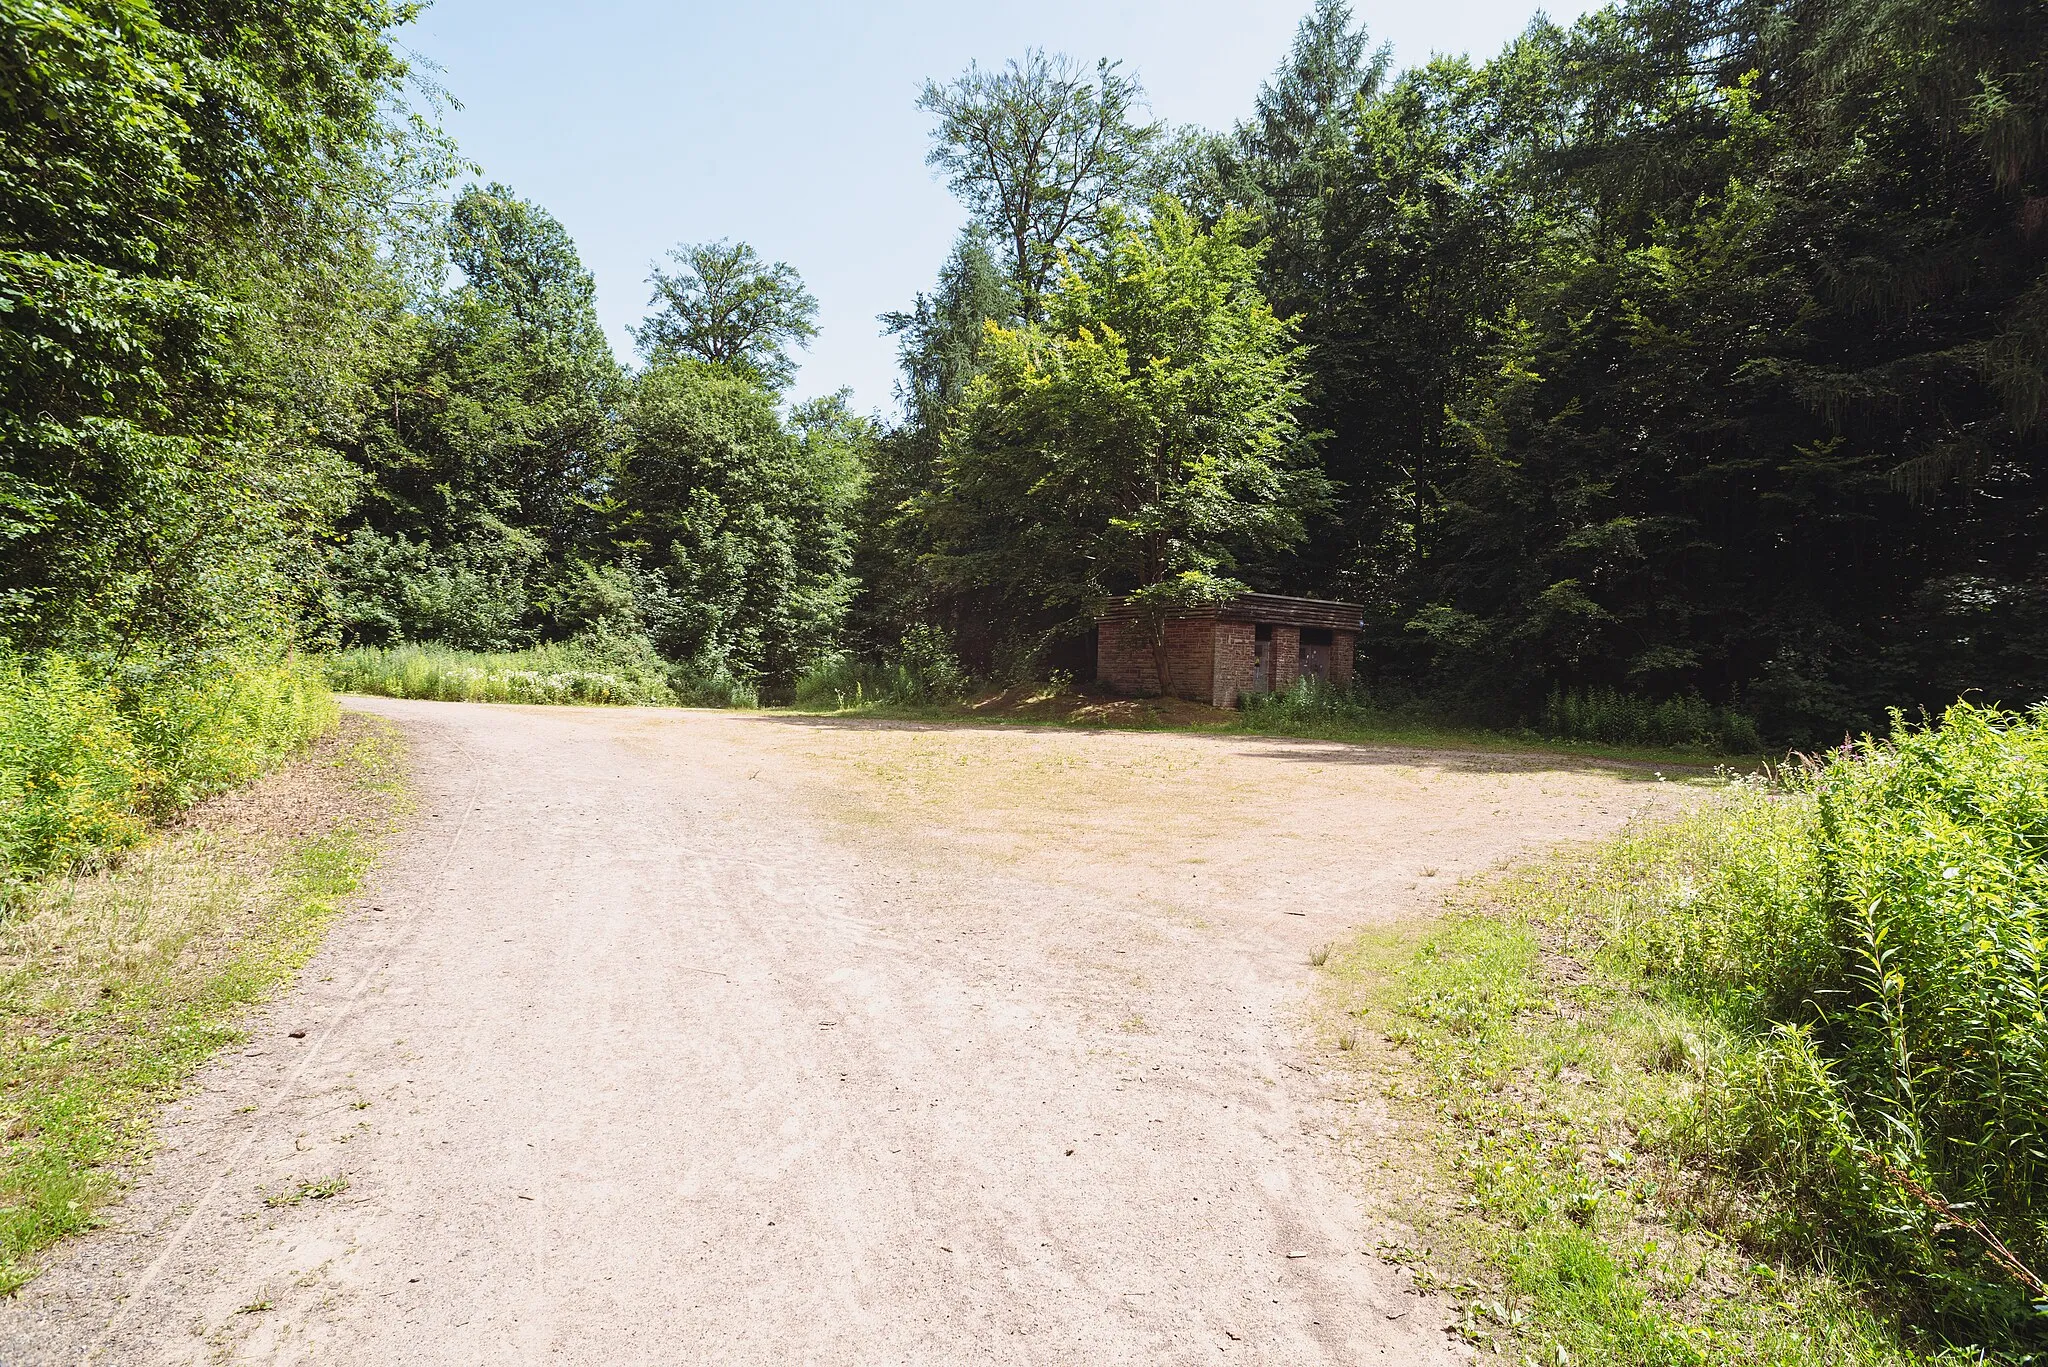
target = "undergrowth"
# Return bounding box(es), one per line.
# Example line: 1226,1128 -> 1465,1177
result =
1326,700 -> 2048,1364
0,649 -> 335,892
1242,681 -> 1763,757
325,627 -> 759,708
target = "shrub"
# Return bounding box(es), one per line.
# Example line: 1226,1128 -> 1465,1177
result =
1542,686 -> 1763,754
1533,701 -> 2048,1339
322,527 -> 540,652
793,624 -> 967,710
1713,704 -> 2048,1332
0,650 -> 334,890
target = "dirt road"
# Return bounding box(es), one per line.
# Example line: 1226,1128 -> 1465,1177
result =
3,700 -> 1683,1364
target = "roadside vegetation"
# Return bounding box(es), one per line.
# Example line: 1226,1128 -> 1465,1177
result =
789,661 -> 1766,765
1320,701 -> 2048,1363
2,653 -> 334,894
324,630 -> 755,709
0,715 -> 404,1293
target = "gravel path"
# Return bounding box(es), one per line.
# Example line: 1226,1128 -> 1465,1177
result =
2,699 -> 1682,1364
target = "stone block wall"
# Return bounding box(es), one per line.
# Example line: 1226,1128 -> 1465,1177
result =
1270,625 -> 1301,692
1099,614 -> 1352,706
1098,617 -> 1256,706
1160,619 -> 1217,702
1210,621 -> 1256,708
1097,620 -> 1156,695
1331,630 -> 1356,690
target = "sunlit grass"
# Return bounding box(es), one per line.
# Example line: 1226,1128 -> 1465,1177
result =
1321,703 -> 2048,1364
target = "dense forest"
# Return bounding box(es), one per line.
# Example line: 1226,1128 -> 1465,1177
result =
4,0 -> 2044,745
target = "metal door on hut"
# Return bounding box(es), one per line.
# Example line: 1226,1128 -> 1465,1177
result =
1251,624 -> 1272,692
1299,627 -> 1333,685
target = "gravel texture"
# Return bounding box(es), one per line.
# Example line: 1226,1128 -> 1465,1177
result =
2,698 -> 1686,1364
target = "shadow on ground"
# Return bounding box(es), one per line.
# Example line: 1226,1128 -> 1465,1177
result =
753,709 -> 1712,784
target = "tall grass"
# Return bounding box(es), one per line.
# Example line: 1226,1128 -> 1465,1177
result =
1523,701 -> 2048,1341
793,626 -> 967,710
1542,686 -> 1763,754
0,650 -> 334,892
325,630 -> 759,709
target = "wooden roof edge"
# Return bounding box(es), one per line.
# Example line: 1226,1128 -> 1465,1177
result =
1095,591 -> 1365,630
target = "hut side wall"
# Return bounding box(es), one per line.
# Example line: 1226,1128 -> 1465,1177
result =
1097,620 -> 1154,695
1099,612 -> 1350,706
1097,619 -> 1235,704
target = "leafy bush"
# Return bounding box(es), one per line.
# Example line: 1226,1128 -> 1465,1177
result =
0,651 -> 334,890
1536,702 -> 2048,1340
321,528 -> 540,652
793,624 -> 966,710
1542,687 -> 1763,755
663,660 -> 759,710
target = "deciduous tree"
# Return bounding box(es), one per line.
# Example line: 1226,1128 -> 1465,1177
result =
634,241 -> 818,390
919,51 -> 1161,317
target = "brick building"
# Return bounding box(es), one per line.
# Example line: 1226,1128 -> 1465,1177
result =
1094,593 -> 1364,708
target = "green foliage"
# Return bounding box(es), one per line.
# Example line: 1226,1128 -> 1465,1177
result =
325,629 -> 691,707
321,525 -> 539,651
918,50 -> 1160,314
613,362 -> 863,688
331,182 -> 620,611
634,240 -> 819,390
1708,706 -> 2048,1333
793,624 -> 967,709
951,0 -> 2039,742
1492,702 -> 2048,1344
932,201 -> 1327,651
1336,909 -> 1931,1366
0,650 -> 335,890
1543,688 -> 1764,756
0,717 -> 397,1291
1,0 -> 444,653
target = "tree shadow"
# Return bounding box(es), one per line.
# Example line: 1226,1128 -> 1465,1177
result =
752,711 -> 1721,784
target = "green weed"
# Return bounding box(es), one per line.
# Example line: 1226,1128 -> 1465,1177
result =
1543,687 -> 1764,755
324,630 -> 716,708
1328,701 -> 2048,1362
1242,679 -> 1763,759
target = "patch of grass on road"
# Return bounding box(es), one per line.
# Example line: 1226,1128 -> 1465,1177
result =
0,716 -> 404,1292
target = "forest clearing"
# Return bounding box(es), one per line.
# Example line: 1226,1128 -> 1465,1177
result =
4,0 -> 2044,1360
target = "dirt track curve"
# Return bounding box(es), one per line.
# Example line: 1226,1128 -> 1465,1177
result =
2,698 -> 1684,1365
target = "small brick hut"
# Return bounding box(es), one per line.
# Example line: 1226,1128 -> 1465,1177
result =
1094,592 -> 1364,709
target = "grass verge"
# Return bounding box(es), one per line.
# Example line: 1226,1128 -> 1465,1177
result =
1318,705 -> 2048,1363
324,632 -> 756,708
1326,913 -> 1930,1365
0,713 -> 405,1292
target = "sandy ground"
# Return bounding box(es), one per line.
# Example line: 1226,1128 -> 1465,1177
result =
1,699 -> 1691,1365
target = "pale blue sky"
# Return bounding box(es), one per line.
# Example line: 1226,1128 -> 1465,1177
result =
405,0 -> 1589,415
